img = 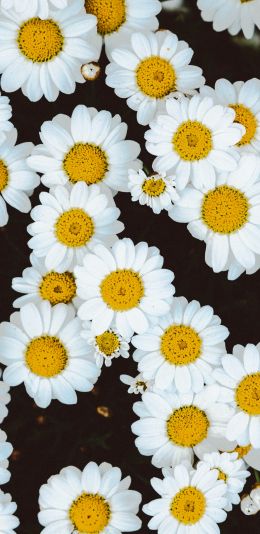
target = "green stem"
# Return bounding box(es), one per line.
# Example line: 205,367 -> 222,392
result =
143,165 -> 150,176
254,469 -> 260,483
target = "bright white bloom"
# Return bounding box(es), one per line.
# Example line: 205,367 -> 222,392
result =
132,384 -> 234,468
145,95 -> 244,190
120,372 -> 154,394
76,238 -> 175,338
106,30 -> 205,126
241,492 -> 259,515
27,105 -> 141,192
128,168 -> 178,214
197,0 -> 260,39
0,490 -> 19,532
0,0 -> 100,102
0,301 -> 101,408
0,430 -> 12,485
132,296 -> 229,393
0,0 -> 69,16
27,182 -> 124,272
0,92 -> 12,144
38,460 -> 142,533
169,153 -> 260,278
0,372 -> 10,424
81,321 -> 130,368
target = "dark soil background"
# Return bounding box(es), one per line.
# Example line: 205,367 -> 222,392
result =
0,0 -> 259,531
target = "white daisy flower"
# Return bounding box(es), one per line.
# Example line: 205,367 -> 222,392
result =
27,105 -> 141,192
145,94 -> 245,190
0,490 -> 19,532
75,238 -> 175,338
128,168 -> 178,214
0,430 -> 12,485
0,0 -> 68,17
81,320 -> 130,368
212,435 -> 260,471
106,30 -> 205,126
197,0 -> 260,40
131,384 -> 234,468
38,460 -> 142,533
0,0 -> 100,102
0,92 -> 12,144
0,301 -> 101,409
132,296 -> 229,393
27,182 -> 124,272
143,462 -> 227,533
0,371 -> 10,424
120,372 -> 154,394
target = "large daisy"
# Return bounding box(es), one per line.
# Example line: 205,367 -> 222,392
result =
197,0 -> 260,39
0,490 -> 19,532
0,92 -> 12,144
0,0 -> 68,16
128,168 -> 178,214
0,0 -> 100,102
27,105 -> 141,192
0,301 -> 101,408
132,296 -> 229,393
106,30 -> 205,126
81,320 -> 130,368
145,95 -> 244,190
38,461 -> 142,533
0,430 -> 12,485
75,238 -> 175,338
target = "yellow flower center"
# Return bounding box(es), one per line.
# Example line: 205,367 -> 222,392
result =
0,160 -> 8,192
216,469 -> 228,482
230,104 -> 257,146
25,335 -> 67,378
173,120 -> 212,161
171,487 -> 206,525
55,208 -> 94,248
167,405 -> 209,447
95,331 -> 120,356
136,56 -> 176,99
69,493 -> 111,533
142,177 -> 166,197
17,18 -> 63,63
161,324 -> 202,366
100,269 -> 144,312
232,444 -> 252,458
39,271 -> 76,305
235,373 -> 260,415
201,185 -> 249,234
63,143 -> 108,185
85,0 -> 126,35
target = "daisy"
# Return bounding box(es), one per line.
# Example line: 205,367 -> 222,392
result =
0,490 -> 19,532
0,128 -> 39,227
120,372 -> 154,394
0,0 -> 68,17
197,0 -> 260,40
106,30 -> 205,126
128,168 -> 178,214
0,92 -> 12,144
0,430 -> 12,485
212,436 -> 260,471
143,462 -> 227,533
38,460 -> 142,533
145,95 -> 245,190
132,296 -> 229,393
0,372 -> 10,424
27,105 -> 141,192
81,320 -> 130,368
0,0 -> 100,102
169,153 -> 260,276
75,238 -> 175,338
27,182 -> 124,272
0,301 -> 101,408
131,384 -> 234,468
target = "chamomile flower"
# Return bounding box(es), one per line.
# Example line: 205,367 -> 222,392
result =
128,168 -> 178,214
131,384 -> 234,468
0,431 -> 12,485
76,238 -> 175,338
0,0 -> 100,102
0,372 -> 10,424
106,30 -> 205,126
38,461 -> 142,533
146,95 -> 245,190
132,296 -> 229,393
0,301 -> 101,408
81,321 -> 130,368
197,0 -> 260,40
27,182 -> 124,272
0,92 -> 12,144
120,372 -> 153,394
213,437 -> 260,471
0,0 -> 68,17
0,490 -> 19,532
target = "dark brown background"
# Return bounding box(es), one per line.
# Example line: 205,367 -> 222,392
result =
0,0 -> 259,531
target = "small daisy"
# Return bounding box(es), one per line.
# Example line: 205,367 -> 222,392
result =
81,320 -> 130,368
0,490 -> 19,532
0,430 -> 12,485
0,301 -> 101,408
146,95 -> 245,190
27,182 -> 124,272
143,462 -> 227,533
0,372 -> 10,424
27,105 -> 141,192
131,384 -> 234,468
120,372 -> 154,394
213,436 -> 260,471
75,238 -> 175,338
0,0 -> 100,102
132,296 -> 229,393
197,0 -> 260,39
128,168 -> 178,214
0,92 -> 12,144
0,0 -> 68,17
106,30 -> 205,126
38,460 -> 142,533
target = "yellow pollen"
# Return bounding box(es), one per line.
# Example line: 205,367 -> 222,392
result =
171,486 -> 206,525
63,143 -> 108,185
136,380 -> 147,390
95,331 -> 120,356
85,0 -> 126,35
173,120 -> 212,161
167,405 -> 209,447
216,469 -> 228,482
142,177 -> 166,197
39,271 -> 76,305
69,493 -> 111,533
0,160 -> 8,192
161,324 -> 202,365
100,269 -> 144,311
235,373 -> 260,415
25,335 -> 67,378
136,56 -> 176,99
232,444 -> 252,458
17,18 -> 63,63
202,185 -> 249,234
55,208 -> 94,248
240,0 -> 253,3
230,104 -> 257,146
